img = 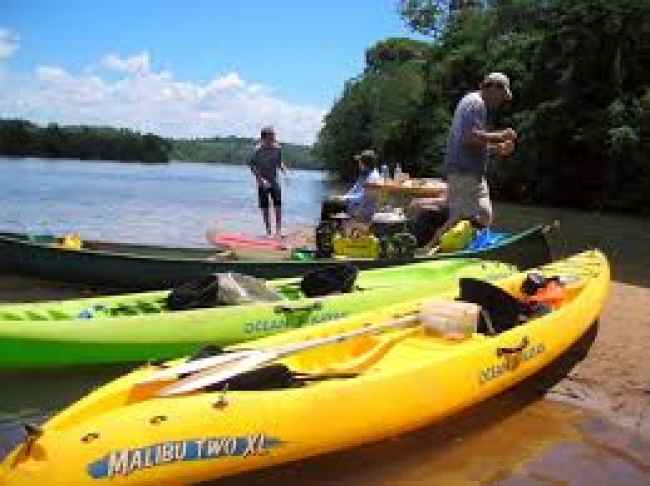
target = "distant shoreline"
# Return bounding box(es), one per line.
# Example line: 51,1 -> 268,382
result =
0,156 -> 324,171
0,119 -> 318,168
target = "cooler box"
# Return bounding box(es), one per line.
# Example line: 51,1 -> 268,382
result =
370,211 -> 408,238
332,233 -> 380,259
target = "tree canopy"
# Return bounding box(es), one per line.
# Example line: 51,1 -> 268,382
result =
0,119 -> 172,163
316,0 -> 649,214
171,137 -> 318,169
0,120 -> 317,169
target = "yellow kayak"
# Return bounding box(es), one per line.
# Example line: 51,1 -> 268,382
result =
0,250 -> 610,486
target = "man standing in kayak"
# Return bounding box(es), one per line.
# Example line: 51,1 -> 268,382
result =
423,72 -> 517,253
248,126 -> 287,238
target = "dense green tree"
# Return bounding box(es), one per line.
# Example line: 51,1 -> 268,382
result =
317,0 -> 649,214
0,120 -> 315,168
171,137 -> 317,169
315,38 -> 432,181
0,119 -> 173,163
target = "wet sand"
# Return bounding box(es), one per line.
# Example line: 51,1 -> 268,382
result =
205,391 -> 650,486
546,281 -> 650,438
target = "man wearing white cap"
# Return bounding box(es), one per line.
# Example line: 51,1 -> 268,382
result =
424,72 -> 517,252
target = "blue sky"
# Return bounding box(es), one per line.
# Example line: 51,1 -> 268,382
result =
0,0 -> 426,144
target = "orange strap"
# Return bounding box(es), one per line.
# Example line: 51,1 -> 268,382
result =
525,281 -> 565,309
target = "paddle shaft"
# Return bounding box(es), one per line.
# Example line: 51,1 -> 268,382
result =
270,313 -> 418,358
141,313 -> 418,385
158,313 -> 419,396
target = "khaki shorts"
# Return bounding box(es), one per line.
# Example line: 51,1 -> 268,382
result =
446,173 -> 492,224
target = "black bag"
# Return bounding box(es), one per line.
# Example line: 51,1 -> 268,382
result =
209,364 -> 301,391
300,263 -> 358,298
165,273 -> 283,311
165,274 -> 221,311
315,220 -> 335,258
408,204 -> 449,247
320,197 -> 348,222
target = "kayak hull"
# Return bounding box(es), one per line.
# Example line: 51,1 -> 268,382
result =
0,224 -> 552,289
206,230 -> 292,260
0,259 -> 515,369
0,251 -> 610,485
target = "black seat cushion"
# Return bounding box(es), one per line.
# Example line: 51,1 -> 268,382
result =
300,263 -> 359,298
459,277 -> 525,335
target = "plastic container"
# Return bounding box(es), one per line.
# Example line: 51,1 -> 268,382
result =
380,163 -> 390,182
420,299 -> 481,341
60,233 -> 82,250
394,163 -> 403,182
332,233 -> 380,259
438,220 -> 477,253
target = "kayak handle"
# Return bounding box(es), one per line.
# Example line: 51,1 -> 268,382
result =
496,336 -> 530,357
81,432 -> 100,443
274,301 -> 323,314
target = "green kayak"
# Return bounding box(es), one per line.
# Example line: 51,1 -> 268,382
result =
0,258 -> 515,369
0,224 -> 552,289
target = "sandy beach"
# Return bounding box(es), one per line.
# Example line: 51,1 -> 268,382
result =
546,280 -> 650,438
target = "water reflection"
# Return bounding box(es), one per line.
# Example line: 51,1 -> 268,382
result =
494,202 -> 650,287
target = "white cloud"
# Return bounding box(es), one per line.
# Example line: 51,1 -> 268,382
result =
0,50 -> 324,145
0,28 -> 19,59
100,51 -> 150,75
36,65 -> 70,82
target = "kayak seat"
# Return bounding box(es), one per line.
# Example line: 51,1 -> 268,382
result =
459,278 -> 525,335
286,334 -> 380,373
300,263 -> 358,298
318,328 -> 419,375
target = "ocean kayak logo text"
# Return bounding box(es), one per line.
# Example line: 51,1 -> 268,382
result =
478,339 -> 546,385
243,311 -> 348,334
87,433 -> 281,479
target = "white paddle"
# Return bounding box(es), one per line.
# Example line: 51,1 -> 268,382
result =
138,348 -> 263,385
155,299 -> 481,397
156,313 -> 419,397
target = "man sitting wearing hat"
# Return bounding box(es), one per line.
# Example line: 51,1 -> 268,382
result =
340,149 -> 382,223
423,72 -> 518,253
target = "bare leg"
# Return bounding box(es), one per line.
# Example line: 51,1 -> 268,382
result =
261,207 -> 272,236
274,205 -> 282,238
474,199 -> 493,228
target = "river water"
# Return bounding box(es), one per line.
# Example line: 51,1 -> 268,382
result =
1,158 -> 649,484
1,158 -> 329,246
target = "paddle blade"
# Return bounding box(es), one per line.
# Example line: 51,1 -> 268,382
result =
137,349 -> 262,385
157,352 -> 275,397
156,314 -> 420,396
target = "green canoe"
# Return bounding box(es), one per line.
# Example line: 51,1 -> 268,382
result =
0,258 -> 516,369
0,224 -> 552,289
